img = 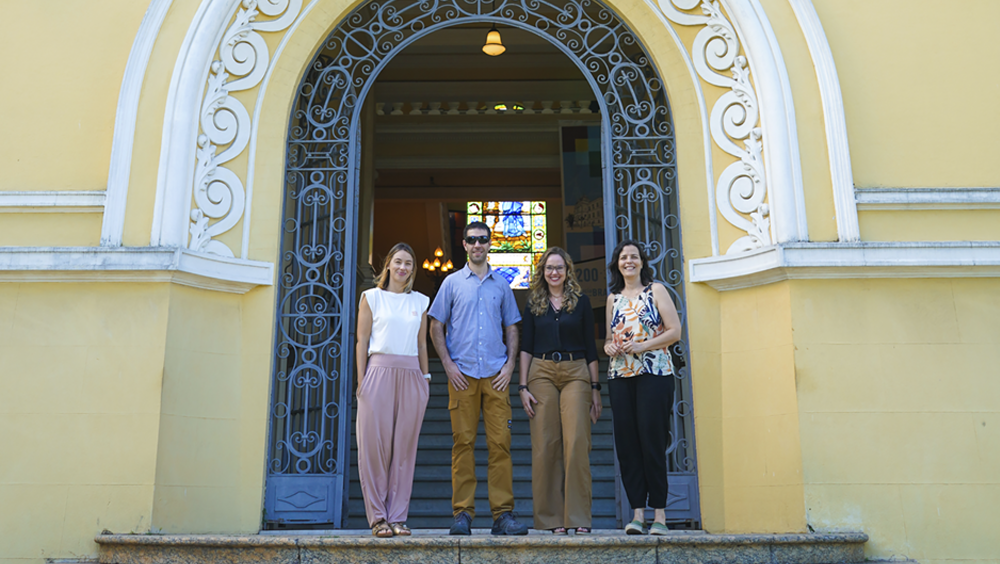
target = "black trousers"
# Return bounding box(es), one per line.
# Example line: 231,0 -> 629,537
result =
608,374 -> 675,510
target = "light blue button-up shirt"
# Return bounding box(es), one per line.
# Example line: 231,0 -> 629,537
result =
428,264 -> 521,379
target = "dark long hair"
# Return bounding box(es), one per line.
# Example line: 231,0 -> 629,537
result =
607,239 -> 654,294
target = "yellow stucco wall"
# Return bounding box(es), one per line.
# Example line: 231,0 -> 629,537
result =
0,1 -> 148,192
815,0 -> 1000,189
0,283 -> 169,564
859,209 -> 1000,242
0,214 -> 102,247
792,278 -> 1000,564
718,282 -> 806,533
150,284 -> 272,534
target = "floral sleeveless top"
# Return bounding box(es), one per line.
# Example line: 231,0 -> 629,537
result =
608,285 -> 674,379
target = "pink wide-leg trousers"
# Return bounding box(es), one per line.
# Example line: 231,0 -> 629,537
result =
356,353 -> 429,526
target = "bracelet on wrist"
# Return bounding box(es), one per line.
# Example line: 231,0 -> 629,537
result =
518,385 -> 529,392
591,382 -> 602,391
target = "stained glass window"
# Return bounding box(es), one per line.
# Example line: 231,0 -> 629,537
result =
467,201 -> 547,289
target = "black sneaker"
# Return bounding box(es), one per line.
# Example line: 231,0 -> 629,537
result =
491,511 -> 528,535
450,511 -> 472,535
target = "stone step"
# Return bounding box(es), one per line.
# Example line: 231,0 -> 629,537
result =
349,445 -> 614,465
347,479 -> 619,500
421,393 -> 613,409
357,432 -> 617,450
366,418 -> 613,435
348,463 -> 618,482
96,532 -> 869,564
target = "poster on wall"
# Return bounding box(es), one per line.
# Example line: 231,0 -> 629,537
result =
561,124 -> 607,343
560,124 -> 605,266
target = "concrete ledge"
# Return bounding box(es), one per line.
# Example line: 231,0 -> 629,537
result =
0,247 -> 274,294
856,187 -> 1000,210
0,190 -> 106,213
689,241 -> 1000,291
96,531 -> 867,564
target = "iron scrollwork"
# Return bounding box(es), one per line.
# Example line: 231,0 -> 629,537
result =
268,0 -> 698,525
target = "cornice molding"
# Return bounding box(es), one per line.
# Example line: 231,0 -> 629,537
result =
373,79 -> 593,101
855,188 -> 1000,211
0,191 -> 106,213
0,247 -> 274,294
689,241 -> 1000,291
374,155 -> 560,169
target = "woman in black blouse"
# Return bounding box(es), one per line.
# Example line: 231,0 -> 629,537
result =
518,246 -> 602,534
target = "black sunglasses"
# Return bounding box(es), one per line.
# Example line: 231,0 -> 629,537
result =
464,235 -> 491,245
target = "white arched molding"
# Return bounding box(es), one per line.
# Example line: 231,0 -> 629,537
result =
101,0 -> 174,246
657,0 -> 807,254
151,0 -> 808,262
151,0 -> 302,256
787,0 -> 859,242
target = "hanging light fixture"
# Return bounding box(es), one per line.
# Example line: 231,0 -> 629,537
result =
482,0 -> 505,56
482,25 -> 505,56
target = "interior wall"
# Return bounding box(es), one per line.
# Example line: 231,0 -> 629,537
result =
373,200 -> 443,297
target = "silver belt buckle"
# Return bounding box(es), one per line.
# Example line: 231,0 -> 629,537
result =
551,352 -> 563,362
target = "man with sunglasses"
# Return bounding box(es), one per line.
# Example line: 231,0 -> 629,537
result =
429,221 -> 527,536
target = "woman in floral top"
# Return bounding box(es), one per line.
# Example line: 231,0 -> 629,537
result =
604,239 -> 682,535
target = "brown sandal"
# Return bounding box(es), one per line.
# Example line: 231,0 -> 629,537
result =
389,522 -> 411,536
372,520 -> 393,538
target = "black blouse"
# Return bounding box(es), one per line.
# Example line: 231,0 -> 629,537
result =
520,293 -> 599,364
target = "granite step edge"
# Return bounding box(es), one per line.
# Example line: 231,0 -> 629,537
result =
94,531 -> 867,547
96,532 -> 868,564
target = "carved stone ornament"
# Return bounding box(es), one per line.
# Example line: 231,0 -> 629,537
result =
659,0 -> 771,253
189,0 -> 303,257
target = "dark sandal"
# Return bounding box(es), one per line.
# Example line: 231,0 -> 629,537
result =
552,527 -> 568,535
389,522 -> 411,536
372,520 -> 393,538
575,527 -> 592,534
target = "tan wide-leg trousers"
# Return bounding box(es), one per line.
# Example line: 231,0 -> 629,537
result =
448,374 -> 515,520
526,358 -> 592,529
356,354 -> 429,527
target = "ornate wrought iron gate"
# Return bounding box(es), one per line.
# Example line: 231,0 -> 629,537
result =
265,0 -> 698,527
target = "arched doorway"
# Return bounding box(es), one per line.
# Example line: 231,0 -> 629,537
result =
264,0 -> 697,528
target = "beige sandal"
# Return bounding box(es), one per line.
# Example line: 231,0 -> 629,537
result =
389,522 -> 411,536
372,520 -> 394,538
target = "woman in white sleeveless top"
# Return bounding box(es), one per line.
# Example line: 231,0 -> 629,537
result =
356,242 -> 431,537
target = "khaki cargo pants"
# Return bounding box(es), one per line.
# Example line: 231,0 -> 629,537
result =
448,374 -> 514,519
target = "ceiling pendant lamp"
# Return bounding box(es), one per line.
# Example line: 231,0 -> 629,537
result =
482,24 -> 505,56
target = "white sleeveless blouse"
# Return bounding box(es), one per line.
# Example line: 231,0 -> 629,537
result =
362,288 -> 429,357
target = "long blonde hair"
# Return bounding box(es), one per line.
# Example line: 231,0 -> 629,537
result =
527,247 -> 582,316
375,242 -> 416,293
